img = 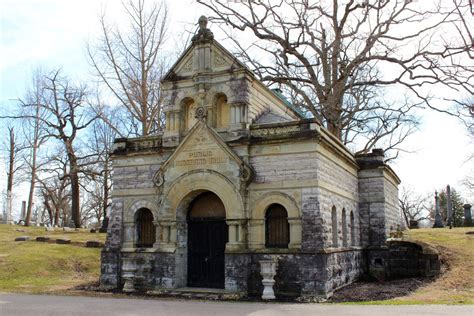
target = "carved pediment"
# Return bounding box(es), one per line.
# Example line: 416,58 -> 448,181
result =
155,119 -> 253,186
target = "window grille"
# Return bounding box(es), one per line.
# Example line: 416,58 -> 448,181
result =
135,208 -> 155,248
265,204 -> 289,248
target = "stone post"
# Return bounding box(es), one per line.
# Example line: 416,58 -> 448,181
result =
20,201 -> 26,222
463,204 -> 472,227
433,191 -> 444,228
447,185 -> 453,229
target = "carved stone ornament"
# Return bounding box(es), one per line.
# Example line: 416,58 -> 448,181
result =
195,106 -> 207,119
153,170 -> 164,188
191,16 -> 214,43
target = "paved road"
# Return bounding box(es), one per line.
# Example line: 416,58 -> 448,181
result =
0,293 -> 472,316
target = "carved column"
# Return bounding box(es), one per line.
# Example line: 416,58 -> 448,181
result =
248,219 -> 265,250
122,223 -> 135,249
226,219 -> 246,251
288,218 -> 302,249
156,220 -> 177,252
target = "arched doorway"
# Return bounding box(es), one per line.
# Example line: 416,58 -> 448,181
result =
187,192 -> 228,288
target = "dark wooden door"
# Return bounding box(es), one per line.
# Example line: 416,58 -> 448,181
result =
188,218 -> 228,288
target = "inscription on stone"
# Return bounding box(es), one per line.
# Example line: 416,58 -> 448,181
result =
174,150 -> 228,167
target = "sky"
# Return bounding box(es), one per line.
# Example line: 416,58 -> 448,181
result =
0,0 -> 472,217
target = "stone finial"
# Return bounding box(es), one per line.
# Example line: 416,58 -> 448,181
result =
192,15 -> 214,43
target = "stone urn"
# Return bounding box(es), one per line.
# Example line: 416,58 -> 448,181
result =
122,257 -> 137,293
259,258 -> 278,300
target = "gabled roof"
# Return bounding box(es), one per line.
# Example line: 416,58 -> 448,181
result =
162,39 -> 252,82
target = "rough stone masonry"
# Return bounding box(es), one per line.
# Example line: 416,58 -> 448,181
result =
100,17 -> 415,300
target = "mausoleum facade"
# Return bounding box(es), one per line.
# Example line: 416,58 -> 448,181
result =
100,18 -> 401,299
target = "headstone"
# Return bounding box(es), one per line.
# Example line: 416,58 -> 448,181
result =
14,236 -> 30,241
63,227 -> 73,232
56,238 -> 71,244
90,228 -> 97,233
36,236 -> 50,242
409,220 -> 418,229
463,204 -> 472,227
45,226 -> 54,232
85,240 -> 103,248
20,201 -> 26,222
433,191 -> 444,228
446,185 -> 453,229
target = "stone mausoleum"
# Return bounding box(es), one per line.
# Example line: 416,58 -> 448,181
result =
100,18 -> 401,300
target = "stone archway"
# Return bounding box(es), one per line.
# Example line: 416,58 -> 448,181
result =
187,191 -> 228,288
158,170 -> 245,289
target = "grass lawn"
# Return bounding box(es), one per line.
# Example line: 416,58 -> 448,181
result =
0,224 -> 105,293
386,227 -> 474,305
348,227 -> 474,305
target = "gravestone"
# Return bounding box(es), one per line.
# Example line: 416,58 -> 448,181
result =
14,236 -> 30,241
56,238 -> 71,244
446,185 -> 453,229
433,191 -> 444,228
86,240 -> 103,248
464,204 -> 472,227
36,236 -> 50,242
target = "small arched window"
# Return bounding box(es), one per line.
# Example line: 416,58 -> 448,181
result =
135,208 -> 155,248
331,206 -> 338,247
265,204 -> 289,248
350,211 -> 355,246
342,208 -> 348,247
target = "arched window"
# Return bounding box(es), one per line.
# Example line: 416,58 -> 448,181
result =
342,208 -> 348,247
135,208 -> 155,248
265,204 -> 289,248
350,211 -> 355,246
331,206 -> 338,247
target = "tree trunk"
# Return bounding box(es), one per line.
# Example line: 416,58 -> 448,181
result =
24,146 -> 37,226
6,128 -> 15,223
25,106 -> 41,226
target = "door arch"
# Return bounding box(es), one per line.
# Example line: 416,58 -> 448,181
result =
187,191 -> 228,288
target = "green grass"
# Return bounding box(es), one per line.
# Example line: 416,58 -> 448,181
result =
0,224 -> 105,293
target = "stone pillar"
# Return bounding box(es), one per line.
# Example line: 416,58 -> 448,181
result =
248,219 -> 264,250
464,204 -> 472,227
226,219 -> 246,251
156,220 -> 177,252
447,185 -> 453,228
356,149 -> 400,247
122,223 -> 135,249
288,218 -> 302,249
20,201 -> 26,222
433,191 -> 444,228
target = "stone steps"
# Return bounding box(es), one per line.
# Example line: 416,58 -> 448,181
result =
146,288 -> 242,301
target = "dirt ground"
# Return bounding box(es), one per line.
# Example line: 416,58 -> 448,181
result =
328,277 -> 436,303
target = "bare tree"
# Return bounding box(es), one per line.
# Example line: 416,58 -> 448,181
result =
84,114 -> 117,227
399,186 -> 430,227
19,71 -> 49,226
88,0 -> 169,136
9,70 -> 97,228
198,0 -> 473,157
2,126 -> 25,222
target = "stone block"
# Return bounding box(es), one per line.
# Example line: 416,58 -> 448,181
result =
56,238 -> 71,244
36,236 -> 50,242
86,240 -> 103,248
14,236 -> 30,241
